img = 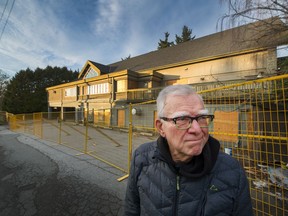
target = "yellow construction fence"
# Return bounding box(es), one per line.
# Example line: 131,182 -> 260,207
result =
7,74 -> 288,216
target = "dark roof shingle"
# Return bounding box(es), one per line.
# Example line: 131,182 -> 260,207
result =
108,17 -> 288,73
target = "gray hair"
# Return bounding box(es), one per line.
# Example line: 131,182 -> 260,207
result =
156,84 -> 204,118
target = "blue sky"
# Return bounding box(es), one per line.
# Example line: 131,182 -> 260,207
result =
0,0 -> 229,77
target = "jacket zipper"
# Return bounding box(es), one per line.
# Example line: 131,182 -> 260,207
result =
173,175 -> 180,216
176,175 -> 180,190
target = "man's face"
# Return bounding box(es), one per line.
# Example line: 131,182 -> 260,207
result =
156,94 -> 209,163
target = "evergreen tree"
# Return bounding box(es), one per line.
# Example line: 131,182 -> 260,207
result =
121,54 -> 131,61
0,70 -> 9,110
175,25 -> 195,44
157,32 -> 174,50
2,66 -> 78,114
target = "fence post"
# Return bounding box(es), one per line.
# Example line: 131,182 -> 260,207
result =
128,103 -> 133,175
117,103 -> 133,182
40,112 -> 43,139
23,114 -> 26,133
84,117 -> 88,154
58,113 -> 62,144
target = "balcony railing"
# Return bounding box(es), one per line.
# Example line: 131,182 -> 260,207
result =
50,80 -> 254,104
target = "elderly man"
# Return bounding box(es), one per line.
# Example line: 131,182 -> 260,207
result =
124,84 -> 253,216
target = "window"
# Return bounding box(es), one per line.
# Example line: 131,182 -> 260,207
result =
65,87 -> 76,97
85,68 -> 98,79
87,83 -> 109,95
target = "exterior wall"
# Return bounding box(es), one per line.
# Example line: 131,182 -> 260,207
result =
63,87 -> 77,102
88,98 -> 111,110
48,89 -> 62,107
48,87 -> 78,108
47,71 -> 136,111
114,77 -> 127,92
156,51 -> 271,84
266,49 -> 277,74
132,104 -> 157,129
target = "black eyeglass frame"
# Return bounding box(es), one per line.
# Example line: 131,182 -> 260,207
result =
160,114 -> 215,130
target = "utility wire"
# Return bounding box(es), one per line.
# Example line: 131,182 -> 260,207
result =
0,0 -> 15,42
0,0 -> 9,24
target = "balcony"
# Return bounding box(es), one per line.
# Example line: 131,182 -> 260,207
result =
115,88 -> 162,102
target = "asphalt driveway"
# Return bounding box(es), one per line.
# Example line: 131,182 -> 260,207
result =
0,125 -> 127,216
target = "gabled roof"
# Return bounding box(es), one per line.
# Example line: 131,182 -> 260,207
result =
89,60 -> 111,73
78,60 -> 110,79
108,17 -> 288,72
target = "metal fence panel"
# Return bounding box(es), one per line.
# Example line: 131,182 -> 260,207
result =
196,75 -> 288,216
129,74 -> 288,216
7,74 -> 288,215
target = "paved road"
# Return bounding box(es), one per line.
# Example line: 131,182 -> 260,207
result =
0,125 -> 127,216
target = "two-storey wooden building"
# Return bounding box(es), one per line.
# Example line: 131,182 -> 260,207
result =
46,17 -> 288,127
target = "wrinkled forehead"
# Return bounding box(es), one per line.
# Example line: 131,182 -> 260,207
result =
163,94 -> 207,117
170,109 -> 209,118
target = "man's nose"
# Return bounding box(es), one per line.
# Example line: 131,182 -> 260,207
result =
187,119 -> 202,131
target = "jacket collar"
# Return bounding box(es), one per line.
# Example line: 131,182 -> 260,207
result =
155,135 -> 220,178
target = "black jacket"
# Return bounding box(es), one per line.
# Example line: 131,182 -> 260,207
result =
124,136 -> 253,216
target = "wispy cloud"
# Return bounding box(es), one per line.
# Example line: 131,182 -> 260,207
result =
92,0 -> 122,36
0,0 -> 227,77
1,0 -> 88,73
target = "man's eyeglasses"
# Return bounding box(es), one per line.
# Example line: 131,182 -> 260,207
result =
160,115 -> 214,130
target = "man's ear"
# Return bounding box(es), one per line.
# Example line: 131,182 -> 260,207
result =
155,119 -> 165,137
